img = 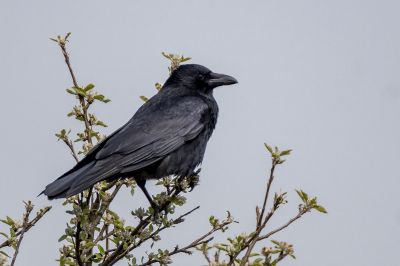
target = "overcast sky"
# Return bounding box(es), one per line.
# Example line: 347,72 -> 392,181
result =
1,1 -> 399,265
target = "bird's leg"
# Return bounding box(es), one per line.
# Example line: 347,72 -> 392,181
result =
135,178 -> 161,213
188,168 -> 201,192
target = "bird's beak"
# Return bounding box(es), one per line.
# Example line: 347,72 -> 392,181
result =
207,72 -> 238,88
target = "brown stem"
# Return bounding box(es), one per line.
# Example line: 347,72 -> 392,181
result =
10,202 -> 33,266
227,160 -> 279,266
0,206 -> 51,249
75,220 -> 84,266
100,187 -> 184,266
201,248 -> 212,265
139,238 -> 213,266
138,209 -> 232,266
129,206 -> 200,251
63,138 -> 79,163
257,208 -> 309,242
257,160 -> 277,228
56,35 -> 93,145
75,195 -> 84,266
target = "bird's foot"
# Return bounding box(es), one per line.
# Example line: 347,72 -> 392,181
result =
149,200 -> 165,221
188,169 -> 201,192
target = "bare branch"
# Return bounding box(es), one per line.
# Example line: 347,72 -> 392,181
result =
257,208 -> 309,242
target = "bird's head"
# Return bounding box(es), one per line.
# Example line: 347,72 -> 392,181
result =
164,64 -> 238,93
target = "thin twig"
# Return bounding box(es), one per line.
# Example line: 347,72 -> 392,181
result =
75,195 -> 84,266
227,160 -> 278,266
102,206 -> 201,264
0,206 -> 52,249
55,34 -> 93,145
62,138 -> 79,163
257,209 -> 309,242
257,160 -> 277,228
201,247 -> 212,265
10,201 -> 33,266
139,238 -> 214,266
139,209 -> 232,266
100,186 -> 185,265
129,206 -> 200,251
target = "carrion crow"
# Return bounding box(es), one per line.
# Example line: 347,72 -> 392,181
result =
42,64 -> 237,208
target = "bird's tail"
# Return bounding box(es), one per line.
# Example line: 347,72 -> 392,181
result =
40,162 -> 95,199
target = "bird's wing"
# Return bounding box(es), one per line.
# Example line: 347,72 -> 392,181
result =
64,96 -> 209,195
96,96 -> 208,160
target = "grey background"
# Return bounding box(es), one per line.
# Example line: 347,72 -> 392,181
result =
1,0 -> 399,265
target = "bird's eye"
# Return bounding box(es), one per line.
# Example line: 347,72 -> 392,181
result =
198,74 -> 205,81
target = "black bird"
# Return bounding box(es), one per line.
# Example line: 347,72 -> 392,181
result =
42,64 -> 237,208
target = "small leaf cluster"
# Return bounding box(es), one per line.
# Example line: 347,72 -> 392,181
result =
161,52 -> 191,75
0,215 -> 20,262
0,201 -> 51,265
258,240 -> 295,266
295,190 -> 327,214
195,144 -> 327,266
60,82 -> 110,156
264,144 -> 292,165
140,52 -> 192,102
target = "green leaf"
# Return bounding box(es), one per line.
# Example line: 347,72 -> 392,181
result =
295,189 -> 308,203
181,57 -> 192,62
155,83 -> 163,91
0,216 -> 15,226
84,83 -> 95,92
314,205 -> 328,214
96,121 -> 108,127
93,94 -> 111,103
280,149 -> 292,156
264,143 -> 273,154
97,244 -> 105,254
0,251 -> 10,258
140,96 -> 149,102
66,88 -> 77,95
73,87 -> 86,97
58,234 -> 67,242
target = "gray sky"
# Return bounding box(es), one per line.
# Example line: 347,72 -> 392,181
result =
1,0 -> 399,265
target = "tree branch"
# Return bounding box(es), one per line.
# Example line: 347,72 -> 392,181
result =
0,206 -> 51,249
139,213 -> 233,266
53,33 -> 93,145
9,201 -> 33,266
257,208 -> 309,242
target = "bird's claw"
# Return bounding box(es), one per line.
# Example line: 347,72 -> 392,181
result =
150,201 -> 165,221
188,169 -> 201,192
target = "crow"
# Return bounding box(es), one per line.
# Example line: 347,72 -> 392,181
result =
42,64 -> 237,208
